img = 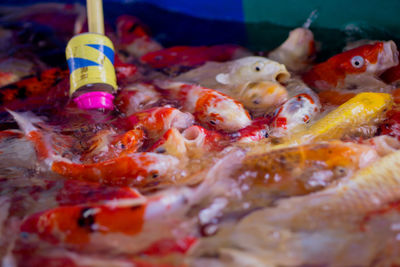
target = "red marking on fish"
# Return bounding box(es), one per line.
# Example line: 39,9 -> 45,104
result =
234,117 -> 270,142
275,116 -> 287,129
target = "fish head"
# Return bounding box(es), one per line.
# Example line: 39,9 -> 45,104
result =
303,41 -> 398,90
239,81 -> 288,111
270,93 -> 320,136
216,56 -> 290,86
194,92 -> 251,132
319,142 -> 379,178
150,128 -> 187,158
268,27 -> 316,72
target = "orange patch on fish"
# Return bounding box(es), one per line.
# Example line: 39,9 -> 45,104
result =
303,42 -> 384,89
21,204 -> 146,244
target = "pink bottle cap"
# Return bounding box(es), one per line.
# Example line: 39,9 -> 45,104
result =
73,92 -> 115,110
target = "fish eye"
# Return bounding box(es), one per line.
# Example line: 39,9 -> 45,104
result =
351,56 -> 364,68
253,61 -> 264,72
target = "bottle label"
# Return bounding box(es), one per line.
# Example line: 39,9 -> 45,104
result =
66,33 -> 117,95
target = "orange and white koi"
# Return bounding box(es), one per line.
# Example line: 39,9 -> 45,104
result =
268,27 -> 316,72
116,15 -> 163,58
9,111 -> 180,187
19,186 -> 201,257
115,82 -> 162,116
303,41 -> 398,91
235,140 -> 378,198
155,81 -> 251,132
123,106 -> 194,140
79,128 -> 145,163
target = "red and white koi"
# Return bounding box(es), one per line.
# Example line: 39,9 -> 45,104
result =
122,106 -> 194,140
268,27 -> 316,72
303,41 -> 398,91
155,81 -> 251,132
115,82 -> 162,116
79,128 -> 145,163
270,79 -> 321,137
233,117 -> 270,143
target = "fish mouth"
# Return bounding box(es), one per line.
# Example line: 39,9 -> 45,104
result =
376,41 -> 399,74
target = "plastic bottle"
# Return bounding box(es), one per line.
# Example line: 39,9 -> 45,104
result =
66,33 -> 117,110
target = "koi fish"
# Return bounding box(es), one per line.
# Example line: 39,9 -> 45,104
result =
182,125 -> 228,152
140,45 -> 251,74
268,27 -> 316,72
238,147 -> 400,231
233,117 -> 270,143
270,80 -> 321,137
359,135 -> 400,157
115,83 -> 162,116
150,126 -> 229,159
20,187 -> 196,252
219,81 -> 288,115
155,81 -> 251,132
0,58 -> 36,87
122,106 -> 194,140
287,92 -> 393,144
303,41 -> 398,91
173,56 -> 290,90
149,128 -> 188,158
79,128 -> 145,163
208,149 -> 400,267
116,15 -> 163,58
235,141 -> 378,198
9,111 -> 181,187
0,68 -> 68,106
